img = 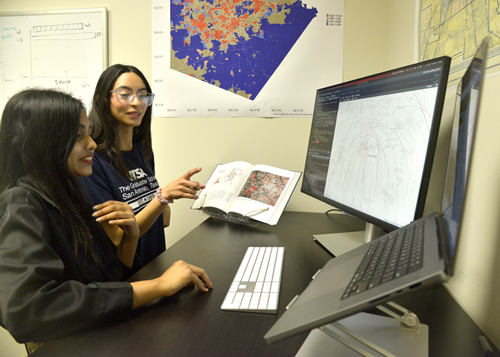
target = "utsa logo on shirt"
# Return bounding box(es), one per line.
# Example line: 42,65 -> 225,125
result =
129,168 -> 148,180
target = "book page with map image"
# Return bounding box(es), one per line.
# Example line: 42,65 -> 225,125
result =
238,171 -> 289,206
192,161 -> 301,225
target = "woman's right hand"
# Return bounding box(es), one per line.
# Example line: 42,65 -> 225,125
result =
160,167 -> 206,201
130,261 -> 213,309
157,260 -> 213,296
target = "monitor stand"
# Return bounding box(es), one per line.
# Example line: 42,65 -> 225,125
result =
296,302 -> 428,357
313,222 -> 384,256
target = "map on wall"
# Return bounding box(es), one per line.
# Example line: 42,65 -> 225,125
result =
152,0 -> 344,117
170,0 -> 317,101
419,0 -> 500,83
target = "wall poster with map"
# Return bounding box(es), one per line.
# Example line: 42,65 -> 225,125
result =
418,0 -> 500,84
152,0 -> 344,118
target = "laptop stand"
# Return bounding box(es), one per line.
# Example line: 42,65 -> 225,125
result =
295,302 -> 428,357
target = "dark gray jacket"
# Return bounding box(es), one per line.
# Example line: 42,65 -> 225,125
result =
0,181 -> 133,343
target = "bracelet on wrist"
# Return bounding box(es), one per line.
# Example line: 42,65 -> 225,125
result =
156,188 -> 173,205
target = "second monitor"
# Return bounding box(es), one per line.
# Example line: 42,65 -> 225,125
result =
302,57 -> 451,255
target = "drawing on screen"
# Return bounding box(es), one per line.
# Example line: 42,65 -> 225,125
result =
238,171 -> 290,206
324,88 -> 438,224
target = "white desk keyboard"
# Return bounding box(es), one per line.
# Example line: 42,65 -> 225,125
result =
221,247 -> 284,314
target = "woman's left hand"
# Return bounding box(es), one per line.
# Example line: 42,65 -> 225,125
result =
93,201 -> 140,241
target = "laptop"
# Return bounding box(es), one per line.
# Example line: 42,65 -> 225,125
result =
264,37 -> 490,344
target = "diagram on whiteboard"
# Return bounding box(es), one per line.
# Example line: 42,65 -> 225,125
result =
324,88 -> 438,225
170,0 -> 317,100
0,10 -> 106,114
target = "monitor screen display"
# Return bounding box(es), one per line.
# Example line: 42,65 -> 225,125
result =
302,57 -> 451,232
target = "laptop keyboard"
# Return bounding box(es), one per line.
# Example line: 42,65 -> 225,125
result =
221,247 -> 284,314
342,221 -> 424,300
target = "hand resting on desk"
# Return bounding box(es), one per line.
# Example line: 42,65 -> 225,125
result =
130,260 -> 213,309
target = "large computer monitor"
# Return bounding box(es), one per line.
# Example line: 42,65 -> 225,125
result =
302,57 -> 451,255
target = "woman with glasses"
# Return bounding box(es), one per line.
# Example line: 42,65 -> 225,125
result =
0,88 -> 212,347
80,64 -> 205,270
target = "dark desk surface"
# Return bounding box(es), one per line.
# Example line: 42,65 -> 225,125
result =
32,212 -> 499,356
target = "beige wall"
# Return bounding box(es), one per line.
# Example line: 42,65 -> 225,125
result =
1,0 -> 499,351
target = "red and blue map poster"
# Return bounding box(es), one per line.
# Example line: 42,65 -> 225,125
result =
153,0 -> 344,117
170,0 -> 318,100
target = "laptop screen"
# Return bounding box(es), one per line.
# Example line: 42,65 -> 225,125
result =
441,38 -> 489,263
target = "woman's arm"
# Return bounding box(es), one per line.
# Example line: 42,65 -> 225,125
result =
93,167 -> 205,239
130,260 -> 212,309
92,201 -> 140,268
163,204 -> 171,228
135,166 -> 205,234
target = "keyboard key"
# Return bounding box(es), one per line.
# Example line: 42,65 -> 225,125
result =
229,282 -> 239,292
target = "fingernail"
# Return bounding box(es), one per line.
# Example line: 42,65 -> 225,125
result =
193,195 -> 199,200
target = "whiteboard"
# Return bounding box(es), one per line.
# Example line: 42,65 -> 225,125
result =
0,8 -> 108,113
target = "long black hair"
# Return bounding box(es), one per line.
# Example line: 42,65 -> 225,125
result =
90,64 -> 153,180
0,88 -> 100,265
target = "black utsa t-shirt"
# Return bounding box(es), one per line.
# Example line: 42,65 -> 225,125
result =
80,142 -> 166,269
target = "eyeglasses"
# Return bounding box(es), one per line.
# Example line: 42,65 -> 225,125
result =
110,89 -> 155,107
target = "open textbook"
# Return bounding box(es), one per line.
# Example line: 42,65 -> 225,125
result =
192,161 -> 301,225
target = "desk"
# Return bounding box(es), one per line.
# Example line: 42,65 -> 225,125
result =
32,212 -> 499,356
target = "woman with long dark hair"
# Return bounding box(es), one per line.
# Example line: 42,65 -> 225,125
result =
0,89 -> 212,349
81,64 -> 205,269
